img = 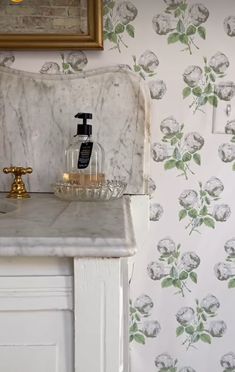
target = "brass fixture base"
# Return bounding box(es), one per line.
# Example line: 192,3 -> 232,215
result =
3,166 -> 33,199
5,191 -> 31,200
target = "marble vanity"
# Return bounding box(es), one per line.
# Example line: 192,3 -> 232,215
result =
0,193 -> 135,257
0,193 -> 138,372
0,65 -> 150,372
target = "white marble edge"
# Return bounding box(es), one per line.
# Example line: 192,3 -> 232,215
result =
0,64 -> 140,82
0,240 -> 136,258
0,194 -> 136,258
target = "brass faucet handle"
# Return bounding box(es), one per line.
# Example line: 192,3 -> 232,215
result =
3,166 -> 33,176
3,166 -> 33,199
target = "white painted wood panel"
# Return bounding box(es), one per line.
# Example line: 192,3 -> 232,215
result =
74,258 -> 122,372
0,345 -> 57,372
120,258 -> 129,372
0,311 -> 73,372
0,275 -> 73,310
0,257 -> 73,276
0,274 -> 74,372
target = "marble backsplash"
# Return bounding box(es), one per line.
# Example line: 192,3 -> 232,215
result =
0,65 -> 150,194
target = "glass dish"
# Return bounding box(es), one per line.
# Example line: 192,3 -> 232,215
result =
53,180 -> 127,201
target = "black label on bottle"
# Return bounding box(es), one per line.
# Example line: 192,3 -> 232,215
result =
77,142 -> 93,169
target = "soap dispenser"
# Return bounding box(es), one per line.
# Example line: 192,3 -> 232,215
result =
63,113 -> 105,187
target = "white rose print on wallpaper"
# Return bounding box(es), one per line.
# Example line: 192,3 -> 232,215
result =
149,177 -> 157,199
149,178 -> 164,222
183,52 -> 235,114
176,295 -> 227,350
0,52 -> 15,67
129,294 -> 161,345
178,177 -> 231,235
150,203 -> 164,222
224,16 -> 235,37
103,0 -> 138,52
155,353 -> 196,372
214,238 -> 235,289
132,50 -> 167,100
152,1 -> 209,55
152,116 -> 204,179
40,52 -> 88,74
147,237 -> 200,297
218,123 -> 235,171
220,352 -> 235,372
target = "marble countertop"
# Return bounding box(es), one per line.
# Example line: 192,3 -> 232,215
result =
0,193 -> 136,258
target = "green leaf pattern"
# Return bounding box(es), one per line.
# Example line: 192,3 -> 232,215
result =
182,53 -> 234,114
218,133 -> 235,171
176,295 -> 227,350
215,238 -> 235,289
129,295 -> 161,345
152,117 -> 204,179
131,50 -> 167,100
154,353 -> 196,371
103,1 -> 138,52
147,238 -> 200,297
40,52 -> 88,75
178,178 -> 231,234
152,1 -> 209,54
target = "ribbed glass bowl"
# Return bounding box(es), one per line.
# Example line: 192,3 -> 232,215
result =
53,180 -> 127,201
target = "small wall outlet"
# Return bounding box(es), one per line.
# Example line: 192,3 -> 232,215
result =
212,100 -> 235,134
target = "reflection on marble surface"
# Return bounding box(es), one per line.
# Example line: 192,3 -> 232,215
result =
0,193 -> 136,257
0,65 -> 150,194
0,200 -> 17,214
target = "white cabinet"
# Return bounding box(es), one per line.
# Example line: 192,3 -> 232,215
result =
0,195 -> 149,372
0,257 -> 127,372
0,258 -> 74,372
0,312 -> 73,372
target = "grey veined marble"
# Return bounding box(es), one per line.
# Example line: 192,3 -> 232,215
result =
0,65 -> 150,194
0,193 -> 136,257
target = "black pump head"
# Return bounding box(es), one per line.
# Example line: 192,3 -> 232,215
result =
74,112 -> 92,136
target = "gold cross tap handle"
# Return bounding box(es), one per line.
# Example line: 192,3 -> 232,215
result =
3,166 -> 33,199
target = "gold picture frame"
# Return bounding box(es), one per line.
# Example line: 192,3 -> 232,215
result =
0,0 -> 103,50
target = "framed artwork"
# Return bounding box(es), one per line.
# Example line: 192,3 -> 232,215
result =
0,0 -> 103,50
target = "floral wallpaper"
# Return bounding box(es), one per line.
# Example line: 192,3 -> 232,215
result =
1,0 -> 235,371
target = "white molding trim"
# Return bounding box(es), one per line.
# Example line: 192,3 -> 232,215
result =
0,276 -> 73,311
74,258 -> 123,372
